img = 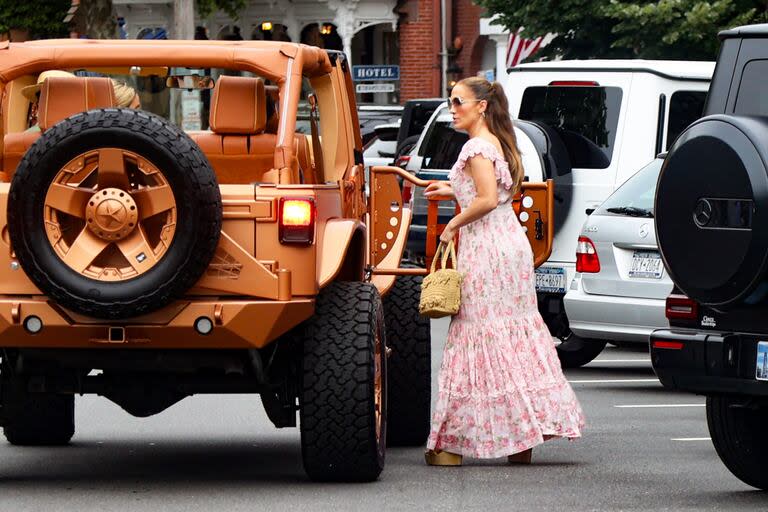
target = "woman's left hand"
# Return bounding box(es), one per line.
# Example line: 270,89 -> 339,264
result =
440,221 -> 458,244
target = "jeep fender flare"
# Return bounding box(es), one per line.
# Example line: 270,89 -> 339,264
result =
318,219 -> 367,287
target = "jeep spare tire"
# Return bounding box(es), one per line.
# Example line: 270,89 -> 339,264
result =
8,109 -> 222,319
656,114 -> 768,307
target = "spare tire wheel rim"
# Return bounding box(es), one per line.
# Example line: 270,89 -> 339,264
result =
43,148 -> 177,281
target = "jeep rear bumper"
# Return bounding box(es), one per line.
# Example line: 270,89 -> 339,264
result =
0,298 -> 315,349
651,329 -> 768,397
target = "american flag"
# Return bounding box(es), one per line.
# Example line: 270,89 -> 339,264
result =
506,29 -> 544,68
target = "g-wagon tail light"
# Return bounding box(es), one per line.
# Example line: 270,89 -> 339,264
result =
576,236 -> 600,273
652,340 -> 684,350
279,197 -> 315,244
665,295 -> 699,320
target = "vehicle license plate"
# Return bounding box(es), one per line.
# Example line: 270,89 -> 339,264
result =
629,251 -> 663,279
535,267 -> 566,293
756,342 -> 768,381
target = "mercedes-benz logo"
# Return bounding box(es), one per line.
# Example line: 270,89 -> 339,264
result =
693,198 -> 713,228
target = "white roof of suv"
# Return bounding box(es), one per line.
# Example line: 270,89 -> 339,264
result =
510,59 -> 714,81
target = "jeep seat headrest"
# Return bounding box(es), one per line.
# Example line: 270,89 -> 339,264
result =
38,76 -> 116,131
209,76 -> 267,135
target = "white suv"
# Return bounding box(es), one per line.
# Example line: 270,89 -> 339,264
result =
503,60 -> 713,361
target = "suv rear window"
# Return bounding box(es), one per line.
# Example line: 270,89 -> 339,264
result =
518,86 -> 623,169
666,91 -> 707,150
735,59 -> 768,116
418,120 -> 469,170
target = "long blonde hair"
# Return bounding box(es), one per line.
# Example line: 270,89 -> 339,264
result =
111,79 -> 138,108
458,77 -> 524,193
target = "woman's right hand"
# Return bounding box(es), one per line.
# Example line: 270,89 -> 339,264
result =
424,181 -> 454,199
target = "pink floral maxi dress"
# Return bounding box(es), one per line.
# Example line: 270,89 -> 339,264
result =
426,137 -> 585,458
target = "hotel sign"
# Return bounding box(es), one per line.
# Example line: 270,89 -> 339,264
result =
352,65 -> 400,81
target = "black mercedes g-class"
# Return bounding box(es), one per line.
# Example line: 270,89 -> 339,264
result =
652,24 -> 768,490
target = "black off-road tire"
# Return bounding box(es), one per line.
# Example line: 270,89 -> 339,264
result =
299,282 -> 387,482
2,373 -> 74,446
555,333 -> 607,368
383,273 -> 431,446
707,395 -> 768,490
8,109 -> 221,319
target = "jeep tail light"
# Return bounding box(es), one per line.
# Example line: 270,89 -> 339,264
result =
665,295 -> 699,320
280,197 -> 315,244
575,236 -> 600,273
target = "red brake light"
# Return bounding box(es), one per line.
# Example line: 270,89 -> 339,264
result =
575,236 -> 600,273
665,295 -> 699,320
280,197 -> 315,244
652,340 -> 685,350
548,80 -> 600,86
396,155 -> 411,168
402,182 -> 413,205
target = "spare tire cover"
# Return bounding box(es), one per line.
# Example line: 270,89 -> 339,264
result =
656,114 -> 768,307
8,108 -> 222,319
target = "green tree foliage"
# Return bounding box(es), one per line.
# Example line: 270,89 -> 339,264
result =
73,0 -> 117,39
606,0 -> 767,59
196,0 -> 248,20
0,0 -> 71,38
476,0 -> 768,60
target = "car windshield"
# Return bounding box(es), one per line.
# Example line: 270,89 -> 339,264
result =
418,120 -> 469,170
595,159 -> 663,218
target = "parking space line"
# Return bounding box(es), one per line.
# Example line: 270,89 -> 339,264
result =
671,437 -> 711,441
614,404 -> 704,408
567,378 -> 659,384
589,359 -> 651,363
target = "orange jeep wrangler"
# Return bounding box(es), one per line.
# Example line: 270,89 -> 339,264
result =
0,39 -> 553,482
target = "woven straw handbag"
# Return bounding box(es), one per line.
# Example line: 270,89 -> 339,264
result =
419,240 -> 463,318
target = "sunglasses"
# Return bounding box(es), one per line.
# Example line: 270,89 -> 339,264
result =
446,96 -> 483,108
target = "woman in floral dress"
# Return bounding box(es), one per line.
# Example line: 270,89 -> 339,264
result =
423,77 -> 585,466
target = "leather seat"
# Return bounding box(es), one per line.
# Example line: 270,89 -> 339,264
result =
3,76 -> 116,177
294,132 -> 315,183
189,75 -> 286,184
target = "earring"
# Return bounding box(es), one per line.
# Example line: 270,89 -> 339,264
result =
481,112 -> 486,118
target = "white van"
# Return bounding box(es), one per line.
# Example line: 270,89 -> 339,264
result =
504,60 -> 713,359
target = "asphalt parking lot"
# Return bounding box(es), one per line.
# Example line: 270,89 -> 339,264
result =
0,318 -> 766,511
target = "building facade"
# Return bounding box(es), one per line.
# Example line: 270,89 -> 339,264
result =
111,0 -> 508,104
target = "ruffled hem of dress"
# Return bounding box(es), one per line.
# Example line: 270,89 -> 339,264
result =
426,383 -> 586,458
448,138 -> 513,190
425,307 -> 586,459
427,429 -> 582,459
